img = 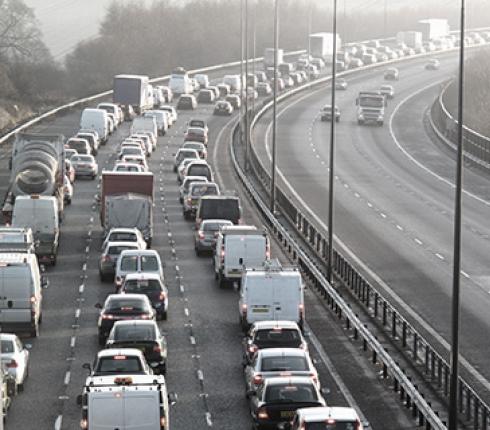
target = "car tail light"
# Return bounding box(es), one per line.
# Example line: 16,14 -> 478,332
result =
299,303 -> 305,318
102,255 -> 111,262
80,419 -> 88,429
101,313 -> 114,320
30,295 -> 36,304
257,407 -> 268,420
248,344 -> 258,354
241,303 -> 247,317
220,247 -> 225,264
153,345 -> 162,353
265,244 -> 271,259
159,292 -> 166,301
198,231 -> 205,240
140,313 -> 151,320
253,374 -> 263,385
6,360 -> 18,368
115,276 -> 122,286
309,372 -> 318,384
160,417 -> 166,428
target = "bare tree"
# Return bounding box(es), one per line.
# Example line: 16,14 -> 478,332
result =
0,0 -> 47,60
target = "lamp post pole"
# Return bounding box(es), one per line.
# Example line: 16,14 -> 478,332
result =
327,0 -> 338,283
244,0 -> 250,171
270,0 -> 279,212
448,1 -> 465,429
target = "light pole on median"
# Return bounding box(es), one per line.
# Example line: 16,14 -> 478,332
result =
252,0 -> 257,117
448,1 -> 465,429
327,0 -> 338,284
240,0 -> 244,147
244,0 -> 250,171
270,0 -> 279,213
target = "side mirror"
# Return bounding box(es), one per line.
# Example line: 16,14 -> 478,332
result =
24,343 -> 32,350
94,303 -> 102,309
355,98 -> 359,106
320,388 -> 331,397
246,389 -> 256,398
76,394 -> 83,406
168,392 -> 178,405
41,275 -> 49,289
82,363 -> 92,374
39,264 -> 45,273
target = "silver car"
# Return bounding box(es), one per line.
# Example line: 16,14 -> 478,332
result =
195,219 -> 233,255
99,241 -> 141,282
71,154 -> 98,179
179,176 -> 208,204
0,333 -> 30,393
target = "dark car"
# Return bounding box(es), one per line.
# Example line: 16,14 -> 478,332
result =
106,320 -> 167,374
320,105 -> 340,122
119,274 -> 168,320
195,219 -> 233,255
196,195 -> 242,227
184,127 -> 208,146
226,94 -> 241,110
384,67 -> 399,80
242,321 -> 308,364
188,118 -> 208,132
177,94 -> 197,110
99,241 -> 140,282
197,89 -> 215,104
96,294 -> 155,345
248,377 -> 326,430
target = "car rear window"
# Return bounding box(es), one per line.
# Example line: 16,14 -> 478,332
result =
190,120 -> 205,128
265,384 -> 317,403
114,325 -> 156,341
188,165 -> 210,178
203,222 -> 230,232
254,329 -> 302,348
305,422 -> 358,430
110,232 -> 137,242
191,184 -> 218,197
1,340 -> 14,353
108,245 -> 135,255
120,256 -> 138,271
124,279 -> 162,293
141,255 -> 159,271
96,356 -> 143,373
260,355 -> 308,371
200,199 -> 240,223
107,298 -> 146,312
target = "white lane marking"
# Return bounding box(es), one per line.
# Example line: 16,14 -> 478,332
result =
380,213 -> 387,219
190,336 -> 196,345
259,84 -> 490,392
435,253 -> 445,261
367,202 -> 373,208
184,308 -> 190,317
306,323 -> 368,424
396,224 -> 404,231
54,415 -> 63,430
354,193 -> 360,198
206,412 -> 213,427
75,309 -> 81,318
414,238 -> 423,245
389,80 -> 490,208
64,371 -> 71,385
197,369 -> 204,381
79,284 -> 84,293
70,336 -> 76,348
461,270 -> 470,279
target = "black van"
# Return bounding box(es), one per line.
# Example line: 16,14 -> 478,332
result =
196,195 -> 241,227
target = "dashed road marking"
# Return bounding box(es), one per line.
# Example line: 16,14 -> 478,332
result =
64,371 -> 71,385
435,253 -> 445,261
414,238 -> 423,245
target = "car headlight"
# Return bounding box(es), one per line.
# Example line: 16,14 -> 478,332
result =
378,115 -> 383,120
358,114 -> 365,120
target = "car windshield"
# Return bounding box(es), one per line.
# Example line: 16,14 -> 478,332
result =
107,298 -> 146,312
187,128 -> 204,136
265,384 -> 317,403
260,355 -> 308,371
120,255 -> 138,271
305,422 -> 358,430
113,325 -> 156,341
95,356 -> 143,374
141,255 -> 159,271
123,279 -> 162,293
1,340 -> 14,353
254,329 -> 302,348
108,245 -> 136,255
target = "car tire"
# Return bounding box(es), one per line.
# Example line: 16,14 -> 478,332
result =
159,364 -> 167,376
161,310 -> 168,321
18,382 -> 24,393
218,273 -> 226,289
98,334 -> 106,346
91,174 -> 96,180
195,248 -> 201,257
30,323 -> 39,338
358,119 -> 364,125
336,117 -> 340,123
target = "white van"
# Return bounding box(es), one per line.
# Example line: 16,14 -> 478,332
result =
238,260 -> 304,331
169,67 -> 193,95
0,227 -> 35,253
194,74 -> 209,88
223,75 -> 242,93
115,249 -> 164,289
78,374 -> 173,430
143,110 -> 169,136
131,117 -> 157,143
80,108 -> 109,144
0,253 -> 47,337
214,226 -> 269,287
12,195 -> 59,265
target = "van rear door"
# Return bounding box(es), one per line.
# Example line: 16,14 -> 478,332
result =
246,275 -> 274,324
0,266 -> 32,324
89,391 -> 125,429
123,391 -> 160,429
272,273 -> 302,322
244,236 -> 267,268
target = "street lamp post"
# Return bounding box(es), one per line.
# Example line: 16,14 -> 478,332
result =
327,0 -> 338,283
448,1 -> 466,429
270,0 -> 279,212
245,0 -> 250,171
240,0 -> 244,147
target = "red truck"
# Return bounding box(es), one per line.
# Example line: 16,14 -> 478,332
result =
100,172 -> 154,245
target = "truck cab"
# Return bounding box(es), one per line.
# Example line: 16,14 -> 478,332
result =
355,91 -> 387,126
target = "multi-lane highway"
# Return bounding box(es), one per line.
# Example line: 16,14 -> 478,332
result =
253,49 -> 490,399
0,65 -> 419,429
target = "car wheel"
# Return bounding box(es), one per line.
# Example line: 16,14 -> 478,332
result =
161,310 -> 168,321
159,364 -> 167,375
18,382 -> 24,393
98,334 -> 106,346
30,323 -> 39,338
218,273 -> 226,289
67,198 -> 72,205
336,117 -> 340,123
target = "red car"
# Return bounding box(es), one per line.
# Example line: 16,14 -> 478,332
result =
184,127 -> 208,146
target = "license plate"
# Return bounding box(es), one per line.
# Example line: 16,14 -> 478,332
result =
280,411 -> 294,419
252,308 -> 269,313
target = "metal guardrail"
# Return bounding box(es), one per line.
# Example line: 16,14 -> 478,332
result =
242,41 -> 490,429
430,80 -> 490,169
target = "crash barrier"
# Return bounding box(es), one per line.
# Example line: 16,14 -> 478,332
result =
430,80 -> 490,170
241,43 -> 490,430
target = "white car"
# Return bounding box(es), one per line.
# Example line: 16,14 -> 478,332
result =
177,158 -> 198,183
179,176 -> 208,203
0,333 -> 30,393
102,227 -> 147,252
159,105 -> 177,125
63,175 -> 73,205
130,134 -> 153,155
113,162 -> 145,173
121,154 -> 148,171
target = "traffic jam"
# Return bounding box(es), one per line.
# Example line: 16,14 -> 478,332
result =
0,62 -> 364,429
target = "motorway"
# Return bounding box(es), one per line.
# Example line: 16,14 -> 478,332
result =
0,67 -> 417,429
253,49 -> 490,398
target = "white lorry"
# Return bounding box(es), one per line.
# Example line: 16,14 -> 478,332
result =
416,19 -> 450,41
214,226 -> 269,288
169,67 -> 193,95
263,48 -> 284,68
113,74 -> 152,115
309,32 -> 341,62
396,31 -> 423,49
238,260 -> 305,332
78,374 -> 174,430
